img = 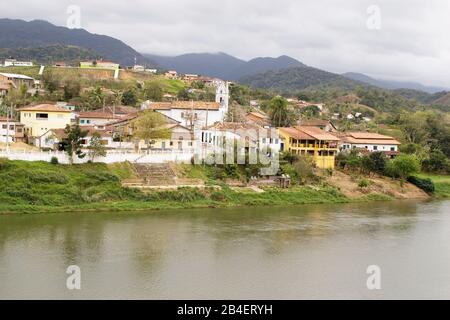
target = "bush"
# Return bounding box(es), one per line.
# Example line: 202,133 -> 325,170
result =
358,178 -> 370,190
407,176 -> 435,193
0,157 -> 10,170
50,157 -> 59,165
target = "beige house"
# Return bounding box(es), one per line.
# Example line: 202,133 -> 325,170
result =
18,104 -> 72,138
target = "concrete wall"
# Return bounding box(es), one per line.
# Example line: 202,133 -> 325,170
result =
0,150 -> 195,164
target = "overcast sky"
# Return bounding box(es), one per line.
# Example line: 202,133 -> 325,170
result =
3,0 -> 450,87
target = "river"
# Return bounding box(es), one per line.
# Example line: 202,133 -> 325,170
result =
0,200 -> 449,299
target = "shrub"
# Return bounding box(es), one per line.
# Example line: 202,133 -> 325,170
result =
358,178 -> 370,190
407,176 -> 435,193
0,157 -> 10,170
50,157 -> 59,165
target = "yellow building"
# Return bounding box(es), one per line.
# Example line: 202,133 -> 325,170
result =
278,126 -> 340,169
18,104 -> 72,138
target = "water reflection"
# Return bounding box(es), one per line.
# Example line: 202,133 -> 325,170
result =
0,200 -> 449,299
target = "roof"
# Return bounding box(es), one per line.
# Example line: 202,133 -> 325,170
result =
341,132 -> 401,145
18,104 -> 71,113
0,117 -> 22,124
300,119 -> 335,128
42,126 -> 114,139
147,101 -> 220,111
297,126 -> 340,141
77,111 -> 120,119
279,126 -> 340,141
0,73 -> 34,80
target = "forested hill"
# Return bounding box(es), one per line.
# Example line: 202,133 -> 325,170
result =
0,45 -> 102,65
0,19 -> 153,67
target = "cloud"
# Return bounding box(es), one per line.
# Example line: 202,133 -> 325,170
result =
1,0 -> 449,87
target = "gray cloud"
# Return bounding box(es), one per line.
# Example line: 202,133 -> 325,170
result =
2,0 -> 449,87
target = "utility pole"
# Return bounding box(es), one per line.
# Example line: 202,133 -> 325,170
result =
6,104 -> 11,153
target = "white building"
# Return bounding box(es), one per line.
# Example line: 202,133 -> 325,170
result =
142,81 -> 229,129
3,59 -> 33,67
200,122 -> 281,155
0,117 -> 25,143
339,132 -> 401,157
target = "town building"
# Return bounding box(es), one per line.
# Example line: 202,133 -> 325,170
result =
278,126 -> 340,169
0,73 -> 35,90
299,119 -> 337,132
200,122 -> 280,155
18,104 -> 72,138
338,132 -> 401,157
79,60 -> 120,70
76,106 -> 138,127
142,81 -> 229,129
0,117 -> 25,143
3,59 -> 33,67
164,70 -> 178,79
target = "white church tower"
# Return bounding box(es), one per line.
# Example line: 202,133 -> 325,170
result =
215,80 -> 229,121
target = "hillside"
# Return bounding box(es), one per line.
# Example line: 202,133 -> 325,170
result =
0,44 -> 101,65
0,18 -> 154,67
144,52 -> 304,80
343,72 -> 449,94
240,65 -> 365,93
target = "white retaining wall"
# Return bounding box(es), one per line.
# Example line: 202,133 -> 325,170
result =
0,150 -> 195,164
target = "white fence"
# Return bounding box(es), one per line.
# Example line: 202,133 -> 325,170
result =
0,149 -> 196,164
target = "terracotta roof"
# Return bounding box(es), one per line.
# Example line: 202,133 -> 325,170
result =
147,101 -> 220,111
300,119 -> 333,127
296,126 -> 340,141
279,127 -> 314,140
341,132 -> 401,145
18,104 -> 71,113
279,126 -> 340,141
0,117 -> 22,124
77,111 -> 120,119
43,126 -> 113,139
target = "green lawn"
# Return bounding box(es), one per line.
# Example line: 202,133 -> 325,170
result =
418,174 -> 450,198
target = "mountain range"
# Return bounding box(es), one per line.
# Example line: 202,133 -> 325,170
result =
0,18 -> 153,66
0,18 -> 448,101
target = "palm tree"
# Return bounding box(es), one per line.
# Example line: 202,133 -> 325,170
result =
269,96 -> 290,127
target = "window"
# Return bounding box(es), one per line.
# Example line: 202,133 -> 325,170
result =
1,125 -> 6,129
188,142 -> 193,146
170,141 -> 174,146
16,128 -> 22,133
262,138 -> 266,143
86,120 -> 91,124
391,147 -> 395,151
36,113 -> 48,120
373,146 -> 378,151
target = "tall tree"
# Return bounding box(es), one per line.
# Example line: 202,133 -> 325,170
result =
88,132 -> 107,162
269,96 -> 291,127
63,125 -> 88,164
132,111 -> 171,152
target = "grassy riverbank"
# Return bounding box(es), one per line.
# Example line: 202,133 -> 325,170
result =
0,159 -> 443,214
417,174 -> 450,198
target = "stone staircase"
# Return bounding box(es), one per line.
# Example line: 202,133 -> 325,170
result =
125,163 -> 177,186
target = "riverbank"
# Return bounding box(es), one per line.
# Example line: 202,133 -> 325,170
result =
0,159 -> 447,214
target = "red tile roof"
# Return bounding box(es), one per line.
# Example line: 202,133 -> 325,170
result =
18,104 -> 71,113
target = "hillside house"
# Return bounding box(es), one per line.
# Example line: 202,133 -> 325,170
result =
3,59 -> 33,67
18,104 -> 72,139
0,73 -> 35,90
299,119 -> 337,132
278,126 -> 340,169
338,132 -> 401,158
0,117 -> 25,143
142,81 -> 229,129
164,70 -> 178,79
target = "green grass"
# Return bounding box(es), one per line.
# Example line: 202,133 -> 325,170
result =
0,66 -> 41,79
417,174 -> 450,198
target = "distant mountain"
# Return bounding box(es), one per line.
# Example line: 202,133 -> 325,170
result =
0,18 -> 154,67
240,65 -> 365,93
143,52 -> 304,80
342,72 -> 448,94
0,44 -> 101,65
144,52 -> 246,79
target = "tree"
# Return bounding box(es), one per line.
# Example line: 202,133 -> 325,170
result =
89,132 -> 107,162
421,150 -> 450,173
143,81 -> 163,101
63,125 -> 88,164
385,154 -> 421,186
87,86 -> 105,110
41,70 -> 61,93
269,96 -> 291,127
369,151 -> 387,174
122,88 -> 137,106
132,110 -> 171,152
